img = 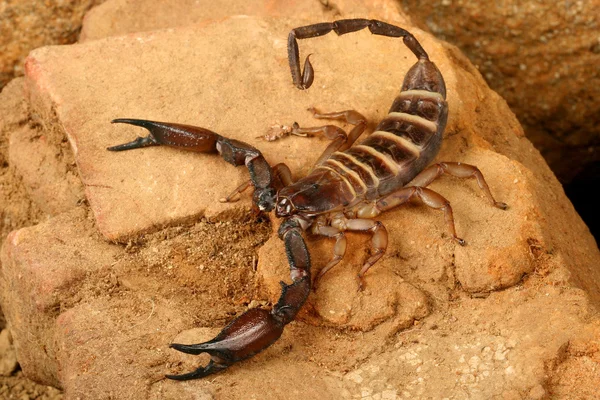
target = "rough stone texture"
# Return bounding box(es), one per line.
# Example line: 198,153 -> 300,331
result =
0,370 -> 63,400
0,13 -> 598,398
336,286 -> 598,399
0,329 -> 17,376
0,208 -> 120,387
79,0 -> 406,42
8,113 -> 85,217
1,206 -> 599,398
2,201 -> 597,399
0,76 -> 65,400
0,79 -> 45,242
0,0 -> 107,89
399,0 -> 600,185
548,321 -> 600,399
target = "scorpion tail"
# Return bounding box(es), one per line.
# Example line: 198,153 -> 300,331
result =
167,220 -> 311,380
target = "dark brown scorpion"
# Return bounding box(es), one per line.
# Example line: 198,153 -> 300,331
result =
108,19 -> 507,380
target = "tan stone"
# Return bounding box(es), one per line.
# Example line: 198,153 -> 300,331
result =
0,330 -> 18,376
0,78 -> 46,243
0,208 -> 120,386
8,122 -> 84,216
80,0 -> 407,42
1,13 -> 599,400
0,0 -> 106,89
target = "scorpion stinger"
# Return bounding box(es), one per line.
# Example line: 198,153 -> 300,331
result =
108,19 -> 507,381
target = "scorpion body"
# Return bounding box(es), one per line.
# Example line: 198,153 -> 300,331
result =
108,19 -> 506,380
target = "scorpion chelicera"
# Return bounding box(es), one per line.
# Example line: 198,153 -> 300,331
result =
108,19 -> 507,380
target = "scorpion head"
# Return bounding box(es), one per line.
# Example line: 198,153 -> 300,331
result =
275,180 -> 321,218
274,169 -> 351,219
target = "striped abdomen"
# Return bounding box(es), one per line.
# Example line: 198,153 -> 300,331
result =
318,85 -> 448,201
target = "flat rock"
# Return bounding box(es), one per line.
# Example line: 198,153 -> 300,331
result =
2,13 -> 599,400
80,0 -> 406,42
33,15 -> 438,242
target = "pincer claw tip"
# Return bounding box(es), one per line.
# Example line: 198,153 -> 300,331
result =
165,360 -> 227,381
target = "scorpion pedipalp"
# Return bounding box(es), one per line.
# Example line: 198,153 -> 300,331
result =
166,308 -> 285,380
108,118 -> 282,212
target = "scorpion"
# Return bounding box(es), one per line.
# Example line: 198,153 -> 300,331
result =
107,19 -> 507,380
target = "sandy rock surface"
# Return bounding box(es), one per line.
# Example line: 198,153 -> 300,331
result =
0,80 -> 64,399
0,6 -> 599,400
0,0 -> 106,89
79,0 -> 406,41
0,329 -> 17,376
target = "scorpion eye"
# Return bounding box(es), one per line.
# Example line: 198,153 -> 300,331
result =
276,198 -> 294,216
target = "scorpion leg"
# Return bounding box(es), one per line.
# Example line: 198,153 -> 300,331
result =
313,213 -> 388,291
167,217 -> 311,380
408,162 -> 508,210
109,118 -> 279,211
219,180 -> 252,203
289,19 -> 428,89
291,108 -> 367,166
311,215 -> 347,289
374,186 -> 466,245
273,163 -> 294,186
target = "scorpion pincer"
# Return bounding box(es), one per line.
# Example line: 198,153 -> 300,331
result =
108,19 -> 507,380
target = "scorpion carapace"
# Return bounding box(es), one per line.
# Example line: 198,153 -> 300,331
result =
108,19 -> 507,380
